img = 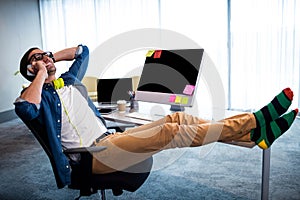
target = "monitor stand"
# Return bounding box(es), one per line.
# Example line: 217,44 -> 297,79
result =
170,105 -> 185,112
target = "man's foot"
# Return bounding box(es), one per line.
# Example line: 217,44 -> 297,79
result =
254,88 -> 293,127
251,109 -> 298,149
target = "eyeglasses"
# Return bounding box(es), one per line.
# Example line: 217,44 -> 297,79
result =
28,51 -> 54,63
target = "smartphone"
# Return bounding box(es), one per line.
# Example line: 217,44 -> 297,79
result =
27,64 -> 36,76
99,108 -> 116,115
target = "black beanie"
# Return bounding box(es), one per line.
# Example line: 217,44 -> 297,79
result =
20,47 -> 39,82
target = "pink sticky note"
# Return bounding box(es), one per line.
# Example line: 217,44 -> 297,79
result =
183,85 -> 195,95
154,50 -> 162,58
169,94 -> 176,102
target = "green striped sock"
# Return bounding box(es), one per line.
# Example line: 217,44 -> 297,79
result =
251,109 -> 298,149
254,88 -> 293,127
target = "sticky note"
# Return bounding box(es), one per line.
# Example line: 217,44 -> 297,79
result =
175,96 -> 182,104
154,50 -> 162,58
146,50 -> 155,57
169,94 -> 176,102
181,97 -> 189,105
183,85 -> 195,95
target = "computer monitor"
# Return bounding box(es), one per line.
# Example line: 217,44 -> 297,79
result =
97,78 -> 132,103
135,49 -> 204,111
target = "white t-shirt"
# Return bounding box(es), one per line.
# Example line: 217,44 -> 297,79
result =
57,85 -> 107,149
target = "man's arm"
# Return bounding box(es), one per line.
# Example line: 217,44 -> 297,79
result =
64,45 -> 89,81
19,61 -> 48,104
53,47 -> 77,62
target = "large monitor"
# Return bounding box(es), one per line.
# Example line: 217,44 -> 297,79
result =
135,48 -> 204,111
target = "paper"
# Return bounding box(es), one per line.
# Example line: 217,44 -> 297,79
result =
154,50 -> 162,58
146,50 -> 155,57
183,85 -> 195,95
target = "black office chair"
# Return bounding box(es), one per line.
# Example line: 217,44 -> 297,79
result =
22,119 -> 153,200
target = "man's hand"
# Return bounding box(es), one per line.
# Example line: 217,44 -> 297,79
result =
29,61 -> 47,77
20,60 -> 50,104
31,59 -> 58,79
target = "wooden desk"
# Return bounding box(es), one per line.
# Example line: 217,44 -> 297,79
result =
102,102 -> 270,200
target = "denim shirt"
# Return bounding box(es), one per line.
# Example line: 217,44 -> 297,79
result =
14,45 -> 105,188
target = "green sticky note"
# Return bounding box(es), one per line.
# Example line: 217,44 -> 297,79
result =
181,97 -> 189,104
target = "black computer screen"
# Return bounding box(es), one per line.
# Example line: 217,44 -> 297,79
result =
97,78 -> 132,103
137,49 -> 204,94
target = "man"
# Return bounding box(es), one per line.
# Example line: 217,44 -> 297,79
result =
15,44 -> 298,187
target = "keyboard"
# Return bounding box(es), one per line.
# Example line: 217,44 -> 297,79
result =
93,102 -> 130,109
125,112 -> 156,121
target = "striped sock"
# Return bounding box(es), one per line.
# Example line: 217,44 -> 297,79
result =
251,109 -> 298,149
254,88 -> 293,127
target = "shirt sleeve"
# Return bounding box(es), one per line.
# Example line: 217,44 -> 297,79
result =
14,100 -> 40,122
67,45 -> 89,81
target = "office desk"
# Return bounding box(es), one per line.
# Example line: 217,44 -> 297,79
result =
101,102 -> 270,200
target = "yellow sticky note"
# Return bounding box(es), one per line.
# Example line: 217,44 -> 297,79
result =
175,96 -> 182,104
181,97 -> 189,105
146,50 -> 155,57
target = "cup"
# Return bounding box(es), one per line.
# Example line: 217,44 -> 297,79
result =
117,100 -> 126,113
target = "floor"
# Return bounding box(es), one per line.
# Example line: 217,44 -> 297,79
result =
0,117 -> 300,200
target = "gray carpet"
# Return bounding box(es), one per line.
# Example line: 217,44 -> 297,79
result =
0,117 -> 299,200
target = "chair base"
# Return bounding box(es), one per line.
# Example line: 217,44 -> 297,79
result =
74,189 -> 106,200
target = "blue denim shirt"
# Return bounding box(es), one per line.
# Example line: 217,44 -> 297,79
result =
14,45 -> 105,188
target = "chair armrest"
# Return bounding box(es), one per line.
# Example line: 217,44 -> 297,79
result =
64,146 -> 106,154
106,120 -> 136,132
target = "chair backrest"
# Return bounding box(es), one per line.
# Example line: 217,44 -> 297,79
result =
23,119 -> 65,188
82,76 -> 98,101
82,76 -> 98,92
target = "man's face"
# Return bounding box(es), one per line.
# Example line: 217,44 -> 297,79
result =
28,49 -> 56,76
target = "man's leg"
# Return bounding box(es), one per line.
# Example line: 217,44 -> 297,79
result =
253,88 -> 293,127
251,109 -> 298,149
124,112 -> 210,134
92,89 -> 297,173
92,112 -> 256,174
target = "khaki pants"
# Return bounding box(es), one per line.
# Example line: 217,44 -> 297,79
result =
92,112 -> 256,174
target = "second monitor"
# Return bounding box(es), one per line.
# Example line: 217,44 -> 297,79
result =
97,78 -> 133,104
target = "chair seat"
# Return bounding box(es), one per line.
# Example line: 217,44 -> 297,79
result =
69,156 -> 153,197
